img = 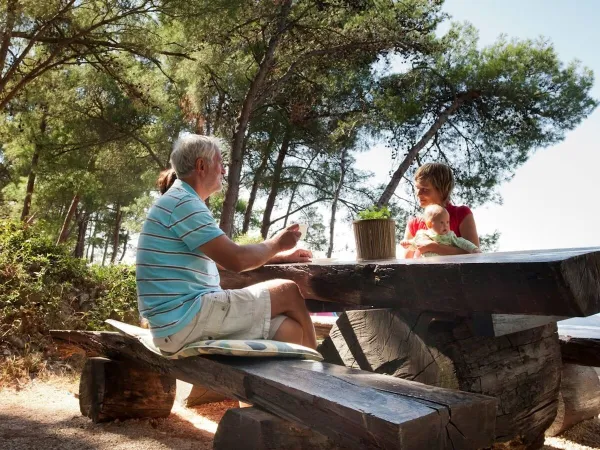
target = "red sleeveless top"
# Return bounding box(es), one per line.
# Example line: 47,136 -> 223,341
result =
407,203 -> 472,238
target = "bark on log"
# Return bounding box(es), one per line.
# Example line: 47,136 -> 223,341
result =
219,248 -> 600,316
52,330 -> 497,450
79,357 -> 176,423
546,364 -> 600,436
213,407 -> 335,450
560,335 -> 600,367
323,310 -> 562,449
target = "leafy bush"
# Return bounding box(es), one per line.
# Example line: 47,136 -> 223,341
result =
357,205 -> 392,220
233,233 -> 264,245
0,220 -> 138,367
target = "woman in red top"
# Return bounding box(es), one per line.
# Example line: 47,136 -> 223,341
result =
402,163 -> 480,258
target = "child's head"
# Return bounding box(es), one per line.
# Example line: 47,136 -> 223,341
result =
423,204 -> 450,235
414,163 -> 455,206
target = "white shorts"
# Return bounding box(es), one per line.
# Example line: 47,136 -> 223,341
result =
153,284 -> 287,353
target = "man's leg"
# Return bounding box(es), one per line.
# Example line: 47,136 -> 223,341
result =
272,317 -> 303,345
261,279 -> 317,349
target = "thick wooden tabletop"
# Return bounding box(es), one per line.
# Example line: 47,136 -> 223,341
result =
220,247 -> 600,317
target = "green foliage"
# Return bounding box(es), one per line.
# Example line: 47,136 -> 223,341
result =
479,230 -> 501,253
0,220 -> 137,353
357,205 -> 392,220
233,233 -> 264,245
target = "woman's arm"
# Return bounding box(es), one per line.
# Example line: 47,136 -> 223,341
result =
416,240 -> 468,255
458,213 -> 480,247
401,227 -> 416,259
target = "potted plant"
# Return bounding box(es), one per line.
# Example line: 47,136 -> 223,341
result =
353,206 -> 396,261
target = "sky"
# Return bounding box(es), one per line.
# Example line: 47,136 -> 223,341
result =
352,0 -> 600,254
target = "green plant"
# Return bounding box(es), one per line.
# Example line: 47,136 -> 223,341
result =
357,205 -> 392,220
233,233 -> 264,245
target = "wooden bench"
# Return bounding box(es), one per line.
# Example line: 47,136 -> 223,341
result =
51,329 -> 497,450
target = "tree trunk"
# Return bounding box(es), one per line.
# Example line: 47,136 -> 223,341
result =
20,114 -> 46,221
101,233 -> 110,266
219,0 -> 292,237
88,213 -> 98,262
261,132 -> 291,239
57,194 -> 80,244
119,232 -> 129,263
79,357 -> 175,423
377,91 -> 480,207
74,210 -> 90,258
327,149 -> 347,258
322,310 -> 561,449
282,153 -> 319,229
110,203 -> 123,264
546,364 -> 600,437
242,138 -> 274,234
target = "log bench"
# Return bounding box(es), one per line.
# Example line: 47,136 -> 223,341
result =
51,329 -> 497,450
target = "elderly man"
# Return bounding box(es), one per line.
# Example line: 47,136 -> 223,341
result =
136,134 -> 317,354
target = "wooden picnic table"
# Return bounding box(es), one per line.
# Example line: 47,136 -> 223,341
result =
220,247 -> 600,450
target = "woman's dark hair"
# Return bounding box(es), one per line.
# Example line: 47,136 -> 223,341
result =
157,168 -> 177,195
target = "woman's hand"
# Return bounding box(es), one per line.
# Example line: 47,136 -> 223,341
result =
414,239 -> 439,254
269,248 -> 313,264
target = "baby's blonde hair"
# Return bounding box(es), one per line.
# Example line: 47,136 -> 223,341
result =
423,204 -> 448,227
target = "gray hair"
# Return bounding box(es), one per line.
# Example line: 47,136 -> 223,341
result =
170,134 -> 224,178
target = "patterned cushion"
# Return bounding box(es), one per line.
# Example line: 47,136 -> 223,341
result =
105,319 -> 322,361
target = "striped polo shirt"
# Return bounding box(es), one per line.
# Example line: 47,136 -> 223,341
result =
136,179 -> 224,338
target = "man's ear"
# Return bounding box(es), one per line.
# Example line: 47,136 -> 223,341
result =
195,158 -> 205,173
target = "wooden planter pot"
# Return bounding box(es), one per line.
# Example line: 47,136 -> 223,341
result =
352,219 -> 396,261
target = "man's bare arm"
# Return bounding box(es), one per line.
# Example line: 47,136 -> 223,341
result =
200,224 -> 301,273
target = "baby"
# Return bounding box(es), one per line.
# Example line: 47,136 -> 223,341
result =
401,205 -> 481,257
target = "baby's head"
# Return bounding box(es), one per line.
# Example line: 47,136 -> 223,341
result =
423,204 -> 450,235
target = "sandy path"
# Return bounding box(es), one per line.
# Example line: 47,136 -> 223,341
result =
1,378 -> 600,450
0,378 -> 235,450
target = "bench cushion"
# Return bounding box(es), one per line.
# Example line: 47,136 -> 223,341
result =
106,319 -> 322,361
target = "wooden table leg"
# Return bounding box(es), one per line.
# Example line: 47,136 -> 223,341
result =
320,310 -> 562,449
79,357 -> 176,423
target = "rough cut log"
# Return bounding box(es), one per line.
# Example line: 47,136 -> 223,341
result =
175,379 -> 229,407
546,364 -> 600,437
321,310 -> 562,449
311,316 -> 335,339
559,326 -> 600,367
52,330 -> 497,450
79,357 -> 176,422
470,313 -> 567,337
220,248 -> 600,316
213,407 -> 335,450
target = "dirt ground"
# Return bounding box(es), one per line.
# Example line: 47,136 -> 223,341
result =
1,377 -> 600,450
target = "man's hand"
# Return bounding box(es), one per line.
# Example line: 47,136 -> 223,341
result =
270,247 -> 313,264
271,224 -> 301,252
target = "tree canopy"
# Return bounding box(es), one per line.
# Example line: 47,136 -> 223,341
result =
0,1 -> 596,261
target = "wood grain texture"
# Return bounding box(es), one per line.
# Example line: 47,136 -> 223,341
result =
322,310 -> 562,449
52,330 -> 497,450
79,357 -> 175,422
546,364 -> 600,437
560,335 -> 600,366
213,407 -> 335,450
220,248 -> 600,316
175,380 -> 228,407
353,219 -> 396,261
